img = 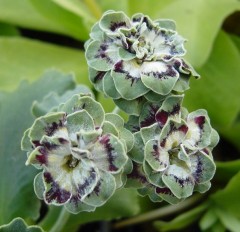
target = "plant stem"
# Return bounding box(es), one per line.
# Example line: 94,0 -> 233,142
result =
84,0 -> 102,19
49,207 -> 70,232
113,194 -> 203,229
112,106 -> 120,114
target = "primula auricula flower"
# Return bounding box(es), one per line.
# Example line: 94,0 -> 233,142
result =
125,95 -> 218,203
21,94 -> 134,213
85,10 -> 199,115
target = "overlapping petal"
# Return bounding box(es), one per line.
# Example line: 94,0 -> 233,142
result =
22,94 -> 132,213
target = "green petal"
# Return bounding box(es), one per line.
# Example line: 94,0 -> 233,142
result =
33,172 -> 45,200
102,121 -> 119,136
105,113 -> 124,130
143,160 -> 164,187
119,128 -> 134,152
140,123 -> 161,144
86,40 -> 119,71
189,151 -> 216,184
90,134 -> 127,173
162,164 -> 194,199
65,199 -> 96,214
155,187 -> 183,204
83,171 -> 116,207
66,110 -> 95,139
141,61 -> 179,95
128,131 -> 145,163
59,95 -> 105,127
99,11 -> 131,34
29,112 -> 66,142
154,19 -> 176,31
114,97 -> 146,116
21,128 -> 32,151
102,71 -> 121,99
90,22 -> 104,41
111,60 -> 149,100
145,139 -> 169,172
89,67 -> 105,93
194,182 -> 211,194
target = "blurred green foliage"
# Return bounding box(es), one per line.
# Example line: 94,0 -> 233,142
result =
0,0 -> 239,231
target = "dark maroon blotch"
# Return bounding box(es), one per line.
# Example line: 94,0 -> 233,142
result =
194,116 -> 205,130
110,21 -> 127,32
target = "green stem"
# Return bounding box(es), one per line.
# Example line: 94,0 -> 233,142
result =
112,106 -> 120,114
84,0 -> 102,19
113,194 -> 204,229
49,207 -> 70,232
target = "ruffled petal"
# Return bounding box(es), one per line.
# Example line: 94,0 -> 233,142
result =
141,61 -> 179,95
145,139 -> 169,172
65,197 -> 96,214
83,171 -> 116,207
112,59 -> 149,100
162,164 -> 195,199
90,134 -> 127,173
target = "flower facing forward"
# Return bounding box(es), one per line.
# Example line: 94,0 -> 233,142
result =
85,11 -> 199,115
21,95 -> 133,213
126,95 -> 218,203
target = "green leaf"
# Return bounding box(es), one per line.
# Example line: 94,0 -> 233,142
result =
30,0 -> 89,40
154,204 -> 207,232
0,70 -> 76,225
0,37 -> 89,92
98,0 -> 129,12
0,22 -> 19,36
0,0 -> 67,34
199,208 -> 218,231
184,31 -> 240,129
215,160 -> 240,182
215,208 -> 240,232
211,171 -> 240,218
158,0 -> 240,67
40,188 -> 140,232
0,218 -> 44,232
128,0 -> 175,17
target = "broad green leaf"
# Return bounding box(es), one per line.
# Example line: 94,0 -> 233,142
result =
0,218 -> 44,232
0,0 -> 66,34
40,188 -> 140,232
230,34 -> 240,53
0,22 -> 19,36
128,0 -> 175,17
98,0 -> 129,13
30,0 -> 89,40
154,204 -> 207,231
215,208 -> 240,232
159,0 -> 240,67
211,171 -> 240,218
215,160 -> 240,182
0,37 -> 89,92
199,208 -> 218,231
184,31 -> 240,129
0,70 -> 76,225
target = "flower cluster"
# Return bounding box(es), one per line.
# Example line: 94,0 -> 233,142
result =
126,95 -> 218,203
85,10 -> 199,115
22,10 -> 219,213
21,94 -> 133,213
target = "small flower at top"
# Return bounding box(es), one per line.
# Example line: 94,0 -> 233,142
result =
21,94 -> 134,214
85,10 -> 199,115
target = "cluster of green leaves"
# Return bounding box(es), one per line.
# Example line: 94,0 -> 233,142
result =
0,0 -> 240,231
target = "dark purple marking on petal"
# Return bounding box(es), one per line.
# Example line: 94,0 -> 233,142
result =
140,104 -> 159,127
179,124 -> 188,134
45,116 -> 66,136
43,172 -> 71,204
32,140 -> 41,147
170,174 -> 193,188
151,144 -> 168,168
93,71 -> 106,83
155,110 -> 168,127
91,180 -> 101,197
127,162 -> 147,184
99,135 -> 118,172
58,138 -> 68,144
77,168 -> 97,198
156,187 -> 173,195
36,147 -> 48,165
114,61 -> 139,86
94,43 -> 113,64
142,17 -> 153,30
193,155 -> 203,183
194,116 -> 205,130
143,65 -> 177,80
202,148 -> 209,155
173,60 -> 182,69
110,21 -> 127,32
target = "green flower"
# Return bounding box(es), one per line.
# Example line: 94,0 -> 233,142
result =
126,95 -> 218,203
21,94 -> 133,213
85,10 -> 199,115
